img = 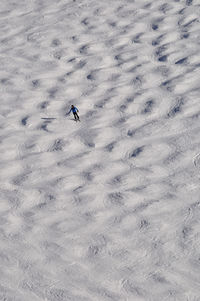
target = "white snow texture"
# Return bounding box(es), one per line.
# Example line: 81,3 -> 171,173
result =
1,0 -> 200,300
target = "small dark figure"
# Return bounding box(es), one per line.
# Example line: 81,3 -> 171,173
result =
67,105 -> 80,121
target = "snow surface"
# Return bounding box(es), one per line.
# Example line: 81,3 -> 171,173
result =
1,0 -> 200,300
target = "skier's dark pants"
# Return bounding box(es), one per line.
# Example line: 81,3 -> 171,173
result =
73,112 -> 79,120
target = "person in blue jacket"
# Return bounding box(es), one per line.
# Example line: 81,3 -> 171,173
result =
67,105 -> 80,121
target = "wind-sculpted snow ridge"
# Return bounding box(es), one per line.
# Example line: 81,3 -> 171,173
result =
0,0 -> 200,300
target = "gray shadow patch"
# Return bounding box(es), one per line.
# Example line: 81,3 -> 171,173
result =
48,87 -> 58,98
152,24 -> 159,31
156,65 -> 169,76
68,57 -> 76,63
167,98 -> 184,118
119,104 -> 126,112
72,195 -> 82,206
49,139 -> 65,152
122,279 -> 145,296
76,59 -> 86,69
82,171 -> 93,181
34,202 -> 48,210
159,3 -> 171,13
160,78 -> 175,91
158,55 -> 167,62
115,117 -> 126,126
32,79 -> 40,88
152,34 -> 164,46
79,44 -> 88,55
193,153 -> 200,168
94,97 -> 109,108
53,50 -> 63,60
109,73 -> 120,82
21,116 -> 28,126
13,172 -> 30,186
86,142 -> 95,148
182,226 -> 191,240
175,57 -> 187,65
126,97 -> 134,103
1,78 -> 10,85
155,45 -> 168,62
155,45 -> 167,57
88,245 -> 100,257
41,123 -> 48,132
81,17 -> 89,26
132,32 -> 143,43
143,3 -> 152,9
87,234 -> 107,258
127,64 -> 142,73
134,200 -> 157,213
108,21 -> 116,27
86,70 -> 97,80
110,175 -> 122,185
71,35 -> 78,42
57,76 -> 66,83
132,75 -> 143,86
51,39 -> 61,47
39,119 -> 54,132
164,151 -> 181,165
107,192 -> 124,206
141,99 -> 154,114
87,74 -> 94,80
130,146 -> 144,158
39,101 -> 49,109
179,8 -> 185,15
183,18 -> 197,29
85,110 -> 98,119
46,288 -> 69,301
105,142 -> 116,152
131,185 -> 147,193
151,272 -> 167,283
79,128 -> 96,148
139,219 -> 149,229
181,32 -> 189,39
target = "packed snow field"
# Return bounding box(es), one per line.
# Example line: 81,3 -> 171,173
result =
1,0 -> 200,300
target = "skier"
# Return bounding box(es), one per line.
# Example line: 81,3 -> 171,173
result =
67,105 -> 80,121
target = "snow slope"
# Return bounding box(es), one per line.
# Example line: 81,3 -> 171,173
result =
1,0 -> 200,300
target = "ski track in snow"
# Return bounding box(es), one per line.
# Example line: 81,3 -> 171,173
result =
0,0 -> 200,300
